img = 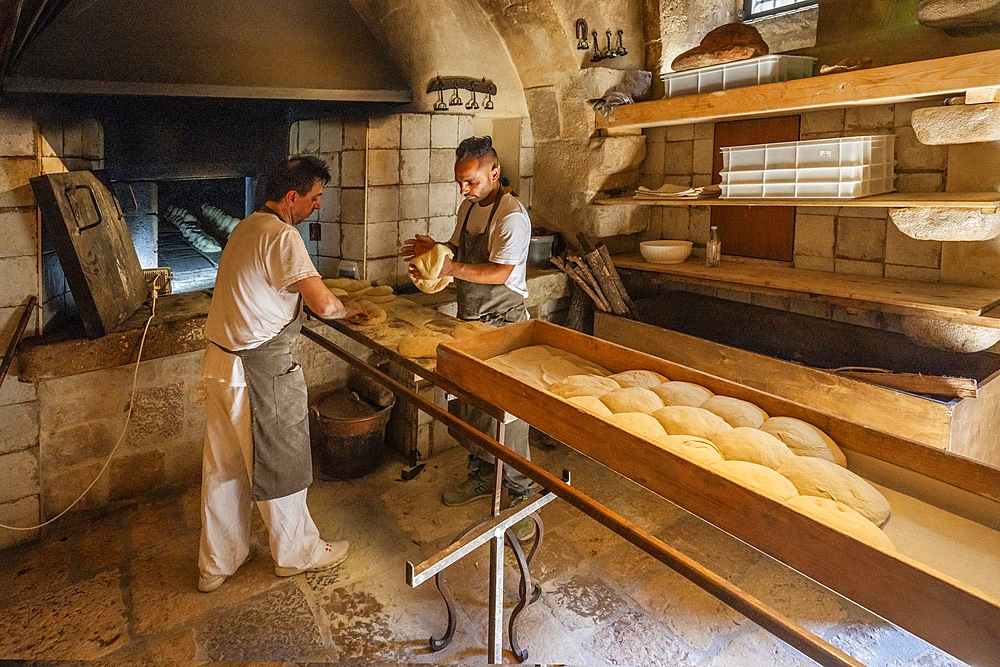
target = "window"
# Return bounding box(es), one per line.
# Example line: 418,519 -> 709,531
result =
741,0 -> 818,21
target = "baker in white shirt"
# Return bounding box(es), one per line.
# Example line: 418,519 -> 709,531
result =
401,136 -> 536,540
198,156 -> 363,593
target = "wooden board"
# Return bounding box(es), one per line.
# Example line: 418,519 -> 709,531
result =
598,192 -> 1000,212
597,48 -> 1000,130
711,117 -> 798,262
30,171 -> 147,339
613,255 -> 1000,322
436,320 -> 1000,666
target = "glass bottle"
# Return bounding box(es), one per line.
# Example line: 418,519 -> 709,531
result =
706,225 -> 721,267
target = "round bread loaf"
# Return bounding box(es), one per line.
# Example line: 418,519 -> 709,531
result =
711,427 -> 794,469
650,381 -> 713,407
785,496 -> 895,552
605,412 -> 667,441
711,460 -> 799,502
777,457 -> 891,526
600,387 -> 665,414
701,395 -> 768,428
760,416 -> 848,467
651,405 -> 733,439
549,374 -> 622,399
566,395 -> 614,417
349,300 -> 387,326
653,435 -> 724,467
609,369 -> 669,388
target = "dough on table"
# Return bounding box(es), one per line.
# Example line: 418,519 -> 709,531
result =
711,460 -> 799,502
323,277 -> 369,291
777,457 -> 891,527
346,286 -> 371,300
609,369 -> 669,388
599,387 -> 665,414
549,374 -> 621,399
652,434 -> 724,467
410,244 -> 454,294
327,287 -> 349,298
605,412 -> 667,441
348,300 -> 387,326
760,417 -> 847,467
367,294 -> 396,304
451,321 -> 496,339
566,395 -> 613,417
701,395 -> 768,428
785,496 -> 895,552
711,427 -> 794,470
398,332 -> 453,358
650,381 -> 714,407
651,405 -> 733,439
367,285 -> 394,297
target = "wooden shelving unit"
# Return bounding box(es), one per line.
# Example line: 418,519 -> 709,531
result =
596,192 -> 1000,212
597,48 -> 1000,131
612,255 -> 1000,328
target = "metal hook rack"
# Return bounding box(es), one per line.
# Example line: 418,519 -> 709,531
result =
588,27 -> 627,63
428,76 -> 498,112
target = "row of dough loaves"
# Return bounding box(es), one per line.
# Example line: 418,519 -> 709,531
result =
488,346 -> 893,552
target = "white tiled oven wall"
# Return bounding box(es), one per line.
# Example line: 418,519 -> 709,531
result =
289,112 -> 476,287
636,101 -> 948,331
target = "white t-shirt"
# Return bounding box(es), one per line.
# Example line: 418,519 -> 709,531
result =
449,194 -> 531,298
202,211 -> 319,385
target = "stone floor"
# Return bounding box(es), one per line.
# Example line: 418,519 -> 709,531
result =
0,439 -> 968,666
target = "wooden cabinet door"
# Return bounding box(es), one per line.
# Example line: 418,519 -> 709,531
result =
712,116 -> 800,261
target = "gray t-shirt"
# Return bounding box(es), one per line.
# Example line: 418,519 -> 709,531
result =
449,195 -> 531,297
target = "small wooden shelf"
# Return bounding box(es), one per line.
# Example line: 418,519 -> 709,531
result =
597,192 -> 1000,213
598,49 -> 1000,131
612,254 -> 1000,327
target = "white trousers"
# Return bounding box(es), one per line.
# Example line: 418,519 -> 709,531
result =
198,378 -> 327,577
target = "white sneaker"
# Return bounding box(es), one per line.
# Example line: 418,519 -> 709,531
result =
274,540 -> 350,577
198,547 -> 256,593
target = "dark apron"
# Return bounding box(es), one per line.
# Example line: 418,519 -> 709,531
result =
215,308 -> 312,501
455,192 -> 529,326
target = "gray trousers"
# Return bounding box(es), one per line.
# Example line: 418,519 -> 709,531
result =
448,399 -> 533,497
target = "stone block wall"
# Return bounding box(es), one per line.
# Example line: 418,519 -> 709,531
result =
637,100 -> 951,333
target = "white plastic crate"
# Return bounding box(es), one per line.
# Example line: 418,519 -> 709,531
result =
721,135 -> 896,171
720,162 -> 896,186
721,176 -> 895,199
660,55 -> 817,98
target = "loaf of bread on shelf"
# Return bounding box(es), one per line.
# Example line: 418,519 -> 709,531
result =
600,387 -> 665,414
702,395 -> 768,428
761,416 -> 848,466
650,381 -> 713,407
778,456 -> 891,526
711,427 -> 794,470
651,405 -> 733,439
670,22 -> 769,72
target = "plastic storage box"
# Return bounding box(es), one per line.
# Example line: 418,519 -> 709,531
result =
719,135 -> 896,198
660,55 -> 817,99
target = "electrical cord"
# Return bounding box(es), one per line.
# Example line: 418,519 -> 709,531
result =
0,284 -> 159,532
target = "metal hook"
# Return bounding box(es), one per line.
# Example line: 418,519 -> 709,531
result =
465,88 -> 479,110
482,77 -> 494,109
575,18 -> 589,50
434,76 -> 448,111
449,84 -> 463,106
591,30 -> 602,62
615,29 -> 627,57
603,30 -> 615,59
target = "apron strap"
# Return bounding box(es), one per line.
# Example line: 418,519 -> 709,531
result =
457,190 -> 506,260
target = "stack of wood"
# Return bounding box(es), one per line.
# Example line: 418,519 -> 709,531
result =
551,233 -> 639,319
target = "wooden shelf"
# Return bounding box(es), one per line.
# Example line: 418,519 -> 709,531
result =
596,192 -> 1000,212
612,254 -> 1000,328
597,49 -> 1000,131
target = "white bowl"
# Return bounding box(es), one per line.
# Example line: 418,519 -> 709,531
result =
640,240 -> 693,264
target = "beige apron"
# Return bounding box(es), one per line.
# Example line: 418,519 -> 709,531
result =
215,308 -> 312,501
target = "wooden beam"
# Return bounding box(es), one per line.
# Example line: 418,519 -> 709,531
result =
597,48 -> 1000,130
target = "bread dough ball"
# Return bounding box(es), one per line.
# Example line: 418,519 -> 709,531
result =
600,387 -> 665,414
567,395 -> 614,417
777,457 -> 891,527
651,406 -> 733,439
451,321 -> 496,339
711,427 -> 794,469
549,374 -> 622,399
323,277 -> 368,291
327,287 -> 349,298
761,417 -> 848,467
349,300 -> 387,326
346,286 -> 372,300
410,244 -> 454,294
367,294 -> 396,304
653,434 -> 724,467
650,381 -> 714,407
701,395 -> 768,428
367,285 -> 394,297
712,460 -> 799,502
785,496 -> 895,552
609,369 -> 669,388
398,332 -> 453,358
605,412 -> 667,441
